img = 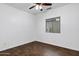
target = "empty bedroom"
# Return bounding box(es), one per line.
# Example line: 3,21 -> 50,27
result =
0,3 -> 79,56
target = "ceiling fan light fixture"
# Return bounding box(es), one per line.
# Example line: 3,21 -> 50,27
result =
36,5 -> 39,10
39,5 -> 42,9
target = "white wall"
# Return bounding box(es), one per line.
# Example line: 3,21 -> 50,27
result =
0,4 -> 36,51
36,4 -> 79,51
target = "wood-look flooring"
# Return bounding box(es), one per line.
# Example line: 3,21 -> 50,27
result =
0,41 -> 79,56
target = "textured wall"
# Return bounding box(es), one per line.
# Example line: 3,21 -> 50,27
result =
0,4 -> 36,51
36,4 -> 79,51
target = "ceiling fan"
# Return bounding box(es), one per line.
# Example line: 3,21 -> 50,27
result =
29,3 -> 52,11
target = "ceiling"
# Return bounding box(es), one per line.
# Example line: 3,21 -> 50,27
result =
5,3 -> 69,14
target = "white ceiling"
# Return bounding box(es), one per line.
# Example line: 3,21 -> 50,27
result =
5,3 -> 69,14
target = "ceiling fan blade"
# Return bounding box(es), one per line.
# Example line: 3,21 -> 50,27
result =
29,5 -> 36,9
43,3 -> 52,6
35,3 -> 41,5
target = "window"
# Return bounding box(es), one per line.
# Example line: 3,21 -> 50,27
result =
46,17 -> 60,33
